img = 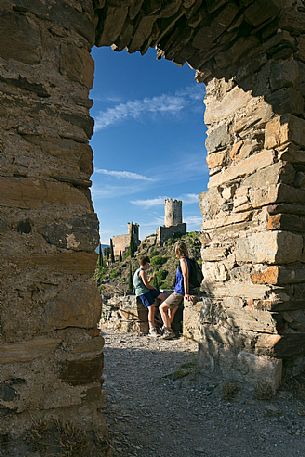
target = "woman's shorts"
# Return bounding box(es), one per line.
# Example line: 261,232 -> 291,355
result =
164,292 -> 184,309
139,289 -> 160,308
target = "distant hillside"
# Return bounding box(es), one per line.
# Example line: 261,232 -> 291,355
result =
95,244 -> 110,253
95,232 -> 201,297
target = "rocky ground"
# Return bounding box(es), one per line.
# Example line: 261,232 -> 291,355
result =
103,330 -> 305,457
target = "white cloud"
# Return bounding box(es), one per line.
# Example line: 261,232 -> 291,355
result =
183,193 -> 199,204
140,216 -> 164,227
95,168 -> 154,181
185,215 -> 202,226
92,183 -> 141,199
94,85 -> 203,131
130,196 -> 168,208
130,193 -> 199,209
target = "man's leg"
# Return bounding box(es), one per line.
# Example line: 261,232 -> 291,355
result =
147,304 -> 156,330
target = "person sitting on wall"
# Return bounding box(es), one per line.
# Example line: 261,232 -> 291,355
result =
133,256 -> 167,337
159,241 -> 191,340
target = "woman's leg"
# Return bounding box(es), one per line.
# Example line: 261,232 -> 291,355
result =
169,305 -> 178,325
160,301 -> 171,329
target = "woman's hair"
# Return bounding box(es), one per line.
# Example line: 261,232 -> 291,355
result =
174,240 -> 188,258
139,255 -> 150,266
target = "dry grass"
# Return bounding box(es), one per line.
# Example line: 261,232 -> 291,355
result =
222,382 -> 240,401
254,382 -> 275,401
163,359 -> 199,381
26,419 -> 110,457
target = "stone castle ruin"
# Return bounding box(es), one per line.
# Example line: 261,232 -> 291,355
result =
111,222 -> 139,258
157,198 -> 187,244
1,0 -> 305,453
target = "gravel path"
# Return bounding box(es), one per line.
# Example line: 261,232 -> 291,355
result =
103,330 -> 305,457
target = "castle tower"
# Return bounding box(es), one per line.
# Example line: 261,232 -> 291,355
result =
164,199 -> 183,228
128,222 -> 139,245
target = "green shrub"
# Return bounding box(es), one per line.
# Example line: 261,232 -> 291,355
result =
109,269 -> 120,280
156,269 -> 168,282
160,280 -> 172,290
150,255 -> 167,267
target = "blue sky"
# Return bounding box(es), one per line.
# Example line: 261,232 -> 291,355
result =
90,46 -> 208,244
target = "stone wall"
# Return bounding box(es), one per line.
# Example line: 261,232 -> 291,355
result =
112,233 -> 131,258
101,295 -> 149,334
157,222 -> 187,245
0,1 -> 109,453
112,222 -> 139,257
199,13 -> 305,389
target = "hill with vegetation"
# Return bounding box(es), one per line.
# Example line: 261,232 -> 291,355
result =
95,232 -> 202,297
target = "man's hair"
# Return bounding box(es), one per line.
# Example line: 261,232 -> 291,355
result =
174,240 -> 188,258
139,255 -> 150,266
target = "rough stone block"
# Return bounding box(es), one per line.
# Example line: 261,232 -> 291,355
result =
265,115 -> 305,149
236,231 -> 303,264
266,88 -> 304,115
205,124 -> 229,153
129,14 -> 157,52
183,300 -> 203,342
202,211 -> 252,230
267,213 -> 305,232
60,45 -> 94,89
206,150 -> 226,168
43,282 -> 101,331
205,85 -> 252,125
41,214 -> 99,252
97,5 -> 129,46
270,60 -> 299,91
0,12 -> 41,64
201,245 -> 228,261
0,338 -> 61,364
0,177 -> 91,210
59,355 -> 103,386
244,0 -> 280,27
16,252 -> 97,274
236,352 -> 282,391
297,35 -> 305,62
208,150 -> 275,188
202,262 -> 228,282
210,283 -> 270,300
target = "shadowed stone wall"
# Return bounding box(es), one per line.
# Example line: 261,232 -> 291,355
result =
0,1 -> 108,454
198,4 -> 305,390
0,0 -> 305,453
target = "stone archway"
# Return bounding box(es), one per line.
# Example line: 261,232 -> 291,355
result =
0,0 -> 305,453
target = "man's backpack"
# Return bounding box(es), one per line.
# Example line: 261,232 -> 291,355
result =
188,258 -> 203,289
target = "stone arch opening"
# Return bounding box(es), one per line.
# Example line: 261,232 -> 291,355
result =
88,0 -> 305,397
1,0 -> 305,453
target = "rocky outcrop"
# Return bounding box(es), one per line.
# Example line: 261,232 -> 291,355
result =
101,295 -> 149,334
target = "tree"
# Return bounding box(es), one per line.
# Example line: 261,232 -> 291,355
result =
128,262 -> 134,293
104,247 -> 110,260
110,238 -> 115,263
98,243 -> 104,268
130,223 -> 136,258
153,272 -> 160,290
119,251 -> 122,262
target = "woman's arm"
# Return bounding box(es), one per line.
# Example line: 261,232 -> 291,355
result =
180,258 -> 191,300
139,269 -> 154,290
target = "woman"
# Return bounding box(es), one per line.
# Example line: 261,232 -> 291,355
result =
160,240 -> 191,340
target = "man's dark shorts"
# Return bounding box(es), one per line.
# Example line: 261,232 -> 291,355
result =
139,289 -> 160,308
